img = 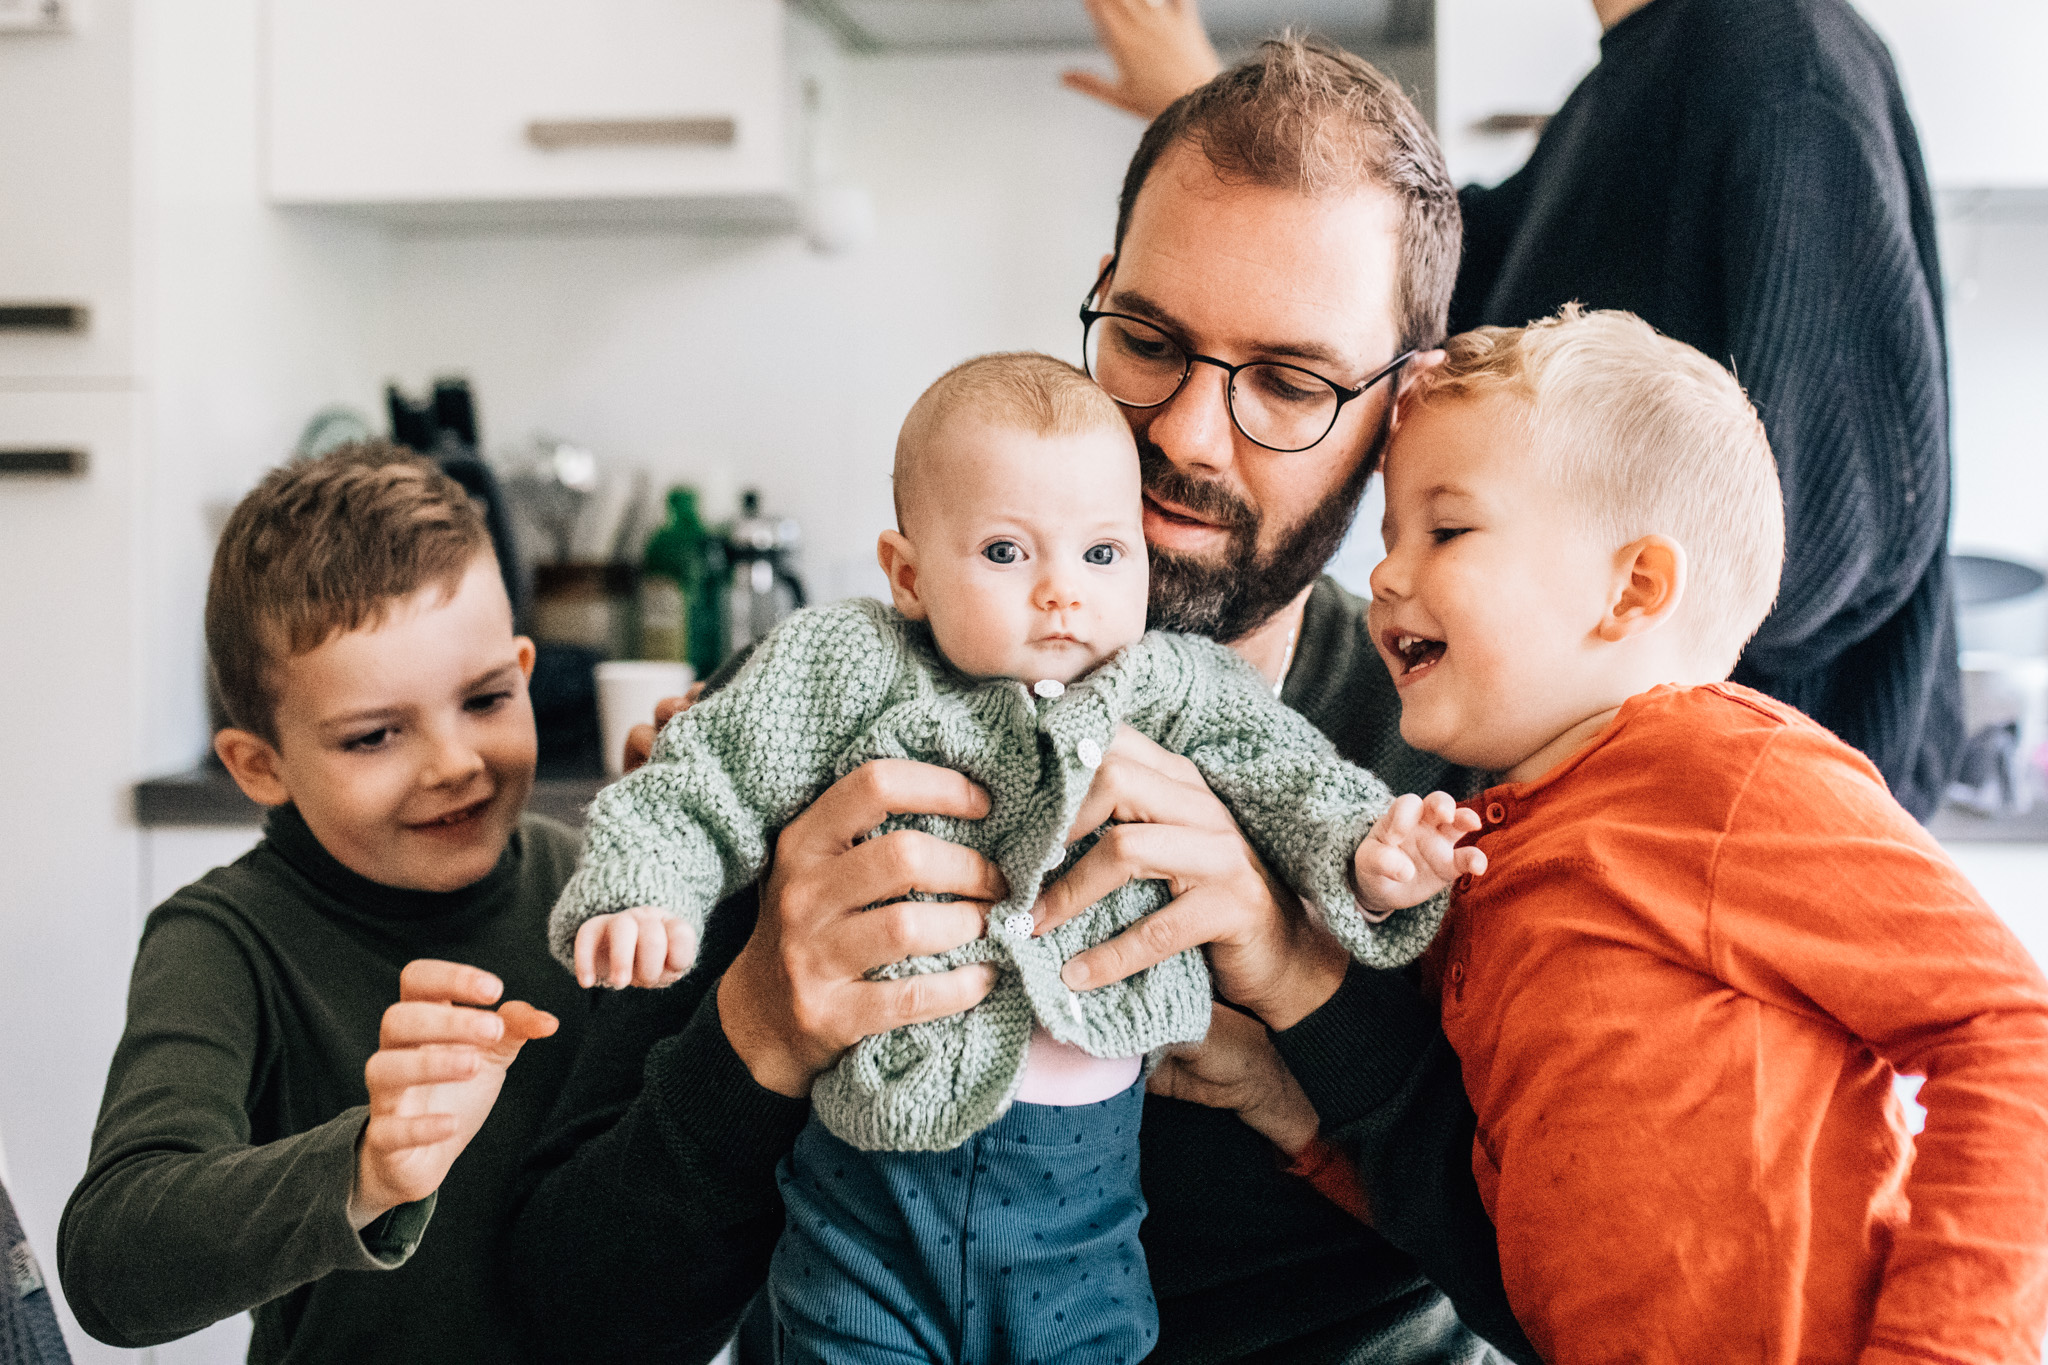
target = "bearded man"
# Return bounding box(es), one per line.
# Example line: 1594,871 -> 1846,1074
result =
511,40 -> 1531,1365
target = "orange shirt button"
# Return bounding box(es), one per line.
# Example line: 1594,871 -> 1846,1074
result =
1455,873 -> 1473,894
1449,961 -> 1465,984
1484,801 -> 1507,825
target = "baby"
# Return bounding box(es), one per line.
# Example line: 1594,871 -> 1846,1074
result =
1370,307 -> 2048,1363
549,352 -> 1479,1363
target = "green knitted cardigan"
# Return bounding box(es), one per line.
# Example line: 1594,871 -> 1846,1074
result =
551,598 -> 1442,1151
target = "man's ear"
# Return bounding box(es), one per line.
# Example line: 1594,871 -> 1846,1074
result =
876,530 -> 928,620
214,728 -> 291,807
1390,350 -> 1446,431
1598,535 -> 1686,642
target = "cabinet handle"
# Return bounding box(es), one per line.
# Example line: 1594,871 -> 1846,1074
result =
526,117 -> 736,150
1472,113 -> 1550,136
0,303 -> 88,333
0,448 -> 88,477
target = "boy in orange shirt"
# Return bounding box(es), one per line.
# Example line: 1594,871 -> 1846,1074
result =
1351,306 -> 2048,1363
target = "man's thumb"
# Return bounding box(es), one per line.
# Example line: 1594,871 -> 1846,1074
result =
495,999 -> 560,1046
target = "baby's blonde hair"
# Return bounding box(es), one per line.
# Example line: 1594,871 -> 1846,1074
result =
1414,306 -> 1784,674
894,352 -> 1129,531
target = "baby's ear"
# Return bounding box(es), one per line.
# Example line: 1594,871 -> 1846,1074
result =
875,530 -> 928,620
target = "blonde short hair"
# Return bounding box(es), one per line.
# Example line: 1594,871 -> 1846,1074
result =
1414,306 -> 1784,672
894,352 -> 1130,530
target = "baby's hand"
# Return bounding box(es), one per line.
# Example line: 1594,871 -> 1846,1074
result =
1353,792 -> 1487,916
572,907 -> 699,989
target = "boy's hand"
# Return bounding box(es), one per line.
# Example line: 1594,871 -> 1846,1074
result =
350,960 -> 559,1230
1062,0 -> 1223,121
572,906 -> 699,989
1353,792 -> 1487,916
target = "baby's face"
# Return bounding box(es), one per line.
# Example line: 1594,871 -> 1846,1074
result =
1368,394 -> 1626,775
889,417 -> 1148,684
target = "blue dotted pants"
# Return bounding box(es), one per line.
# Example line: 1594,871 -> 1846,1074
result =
768,1081 -> 1155,1364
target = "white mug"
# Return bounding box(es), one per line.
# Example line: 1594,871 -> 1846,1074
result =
594,660 -> 695,778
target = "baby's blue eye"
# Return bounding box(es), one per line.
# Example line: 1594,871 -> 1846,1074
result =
1083,543 -> 1119,566
982,541 -> 1022,565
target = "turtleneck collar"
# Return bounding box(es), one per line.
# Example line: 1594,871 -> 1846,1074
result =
263,802 -> 524,923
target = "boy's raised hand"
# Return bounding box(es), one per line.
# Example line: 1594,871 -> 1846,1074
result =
350,960 -> 558,1230
1354,792 -> 1487,915
572,906 -> 699,989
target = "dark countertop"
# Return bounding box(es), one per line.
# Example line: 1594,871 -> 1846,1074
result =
134,766 -> 609,830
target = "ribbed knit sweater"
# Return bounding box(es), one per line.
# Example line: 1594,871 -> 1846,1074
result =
509,578 -> 1537,1365
60,808 -> 589,1365
552,598 -> 1439,1151
1453,0 -> 1961,818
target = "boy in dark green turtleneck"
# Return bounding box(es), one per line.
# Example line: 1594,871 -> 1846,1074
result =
59,443 -> 588,1364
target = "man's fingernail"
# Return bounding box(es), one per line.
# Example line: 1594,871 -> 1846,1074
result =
1063,959 -> 1091,988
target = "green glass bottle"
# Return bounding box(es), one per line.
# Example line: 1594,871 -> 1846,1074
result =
639,487 -> 726,677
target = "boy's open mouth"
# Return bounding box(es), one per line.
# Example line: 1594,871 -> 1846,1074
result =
1385,631 -> 1447,679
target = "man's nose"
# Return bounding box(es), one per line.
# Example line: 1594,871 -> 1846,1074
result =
1139,359 -> 1239,478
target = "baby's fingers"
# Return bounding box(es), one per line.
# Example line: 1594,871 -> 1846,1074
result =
663,920 -> 700,984
1453,846 -> 1488,879
572,916 -> 614,989
1355,837 -> 1418,888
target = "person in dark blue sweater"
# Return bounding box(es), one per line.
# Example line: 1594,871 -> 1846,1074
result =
1452,0 -> 1960,819
1069,0 -> 1963,818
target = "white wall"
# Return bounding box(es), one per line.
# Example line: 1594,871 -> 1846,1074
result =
1941,198 -> 2048,575
377,49 -> 1147,607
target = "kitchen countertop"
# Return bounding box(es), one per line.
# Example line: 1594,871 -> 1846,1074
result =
134,766 -> 609,829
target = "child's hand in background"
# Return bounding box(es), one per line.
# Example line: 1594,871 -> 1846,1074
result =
573,906 -> 699,989
1353,792 -> 1486,915
352,960 -> 558,1229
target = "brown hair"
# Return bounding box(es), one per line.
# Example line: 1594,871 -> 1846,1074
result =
1414,306 -> 1785,673
1114,35 -> 1460,352
206,439 -> 495,742
894,351 -> 1130,530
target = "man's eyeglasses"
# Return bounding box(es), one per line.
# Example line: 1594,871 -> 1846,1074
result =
1080,262 -> 1414,454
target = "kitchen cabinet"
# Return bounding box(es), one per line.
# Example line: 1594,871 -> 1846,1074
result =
267,0 -> 829,226
1852,1 -> 2048,190
1433,0 -> 1600,188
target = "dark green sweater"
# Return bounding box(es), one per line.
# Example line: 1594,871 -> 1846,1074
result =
59,806 -> 589,1364
510,579 -> 1537,1364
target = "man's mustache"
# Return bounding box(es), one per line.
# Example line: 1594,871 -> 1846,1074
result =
1136,440 -> 1257,539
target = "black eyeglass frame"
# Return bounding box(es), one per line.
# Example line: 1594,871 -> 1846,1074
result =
1079,261 -> 1416,454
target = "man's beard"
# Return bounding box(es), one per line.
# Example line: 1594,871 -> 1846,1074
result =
1143,415 -> 1389,644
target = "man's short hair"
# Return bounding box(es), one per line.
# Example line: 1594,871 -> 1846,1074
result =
894,351 -> 1130,531
1414,306 -> 1785,672
206,439 -> 495,742
1115,35 -> 1460,353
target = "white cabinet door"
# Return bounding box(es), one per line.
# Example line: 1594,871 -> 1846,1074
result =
267,0 -> 792,212
1434,0 -> 1601,188
1852,1 -> 2048,190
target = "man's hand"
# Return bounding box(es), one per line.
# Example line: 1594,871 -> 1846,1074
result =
1354,792 -> 1486,915
1150,1002 -> 1320,1158
621,683 -> 706,775
572,907 -> 700,989
1061,0 -> 1223,121
350,960 -> 558,1230
1032,727 -> 1350,1030
718,760 -> 1008,1098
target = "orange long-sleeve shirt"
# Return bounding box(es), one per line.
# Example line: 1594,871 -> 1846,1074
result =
1425,683 -> 2048,1365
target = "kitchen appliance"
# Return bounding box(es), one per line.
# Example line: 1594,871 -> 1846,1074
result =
723,488 -> 806,658
1948,554 -> 2048,817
